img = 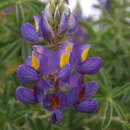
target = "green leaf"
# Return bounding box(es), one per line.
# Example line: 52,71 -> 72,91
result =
99,69 -> 112,90
80,21 -> 97,38
112,101 -> 127,121
0,1 -> 15,10
16,4 -> 25,27
21,43 -> 32,61
1,40 -> 21,64
0,39 -> 17,48
3,23 -> 18,35
101,101 -> 113,129
112,83 -> 130,98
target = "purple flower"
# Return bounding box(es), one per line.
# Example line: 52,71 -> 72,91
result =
50,109 -> 63,124
67,73 -> 83,88
67,81 -> 99,113
70,44 -> 91,66
16,87 -> 38,104
21,16 -> 43,43
26,56 -> 32,65
16,41 -> 103,123
17,65 -> 40,84
59,64 -> 73,81
43,5 -> 52,21
55,49 -> 71,69
34,79 -> 49,102
67,13 -> 79,34
40,16 -> 54,39
17,46 -> 54,84
21,23 -> 41,43
59,12 -> 68,34
43,92 -> 67,111
60,42 -> 74,52
77,56 -> 103,75
16,79 -> 49,104
75,99 -> 99,113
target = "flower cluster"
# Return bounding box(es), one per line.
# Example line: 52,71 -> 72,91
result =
21,0 -> 78,45
16,0 -> 103,124
16,42 -> 103,124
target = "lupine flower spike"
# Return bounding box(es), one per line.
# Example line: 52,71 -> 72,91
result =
16,0 -> 103,124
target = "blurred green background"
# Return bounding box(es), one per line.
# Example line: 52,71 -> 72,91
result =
0,0 -> 130,130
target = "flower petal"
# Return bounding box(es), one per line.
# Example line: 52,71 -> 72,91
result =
59,12 -> 68,33
32,45 -> 50,55
17,65 -> 40,84
67,87 -> 79,107
75,98 -> 99,113
26,56 -> 32,65
32,45 -> 58,75
21,23 -> 40,43
16,87 -> 38,104
34,16 -> 41,32
68,13 -> 78,34
85,81 -> 98,97
50,110 -> 62,124
60,42 -> 74,52
43,5 -> 52,21
32,50 -> 48,73
41,16 -> 54,39
59,64 -> 73,81
34,79 -> 50,102
43,92 -> 67,111
68,73 -> 83,88
77,56 -> 103,75
70,44 -> 91,67
55,49 -> 71,69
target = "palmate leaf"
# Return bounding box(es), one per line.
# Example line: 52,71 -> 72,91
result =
3,23 -> 18,35
0,39 -> 17,48
0,40 -> 22,65
101,101 -> 113,129
0,0 -> 15,10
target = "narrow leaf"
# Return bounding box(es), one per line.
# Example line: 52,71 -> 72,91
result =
101,101 -> 113,129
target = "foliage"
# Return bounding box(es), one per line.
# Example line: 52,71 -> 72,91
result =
0,0 -> 130,129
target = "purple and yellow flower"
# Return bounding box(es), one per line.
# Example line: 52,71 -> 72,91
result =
16,0 -> 104,124
21,6 -> 78,44
59,42 -> 103,75
21,16 -> 43,43
16,43 -> 103,123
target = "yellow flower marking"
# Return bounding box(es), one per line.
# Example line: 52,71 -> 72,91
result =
60,52 -> 70,68
32,54 -> 39,70
35,20 -> 39,32
81,48 -> 90,62
66,44 -> 73,51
